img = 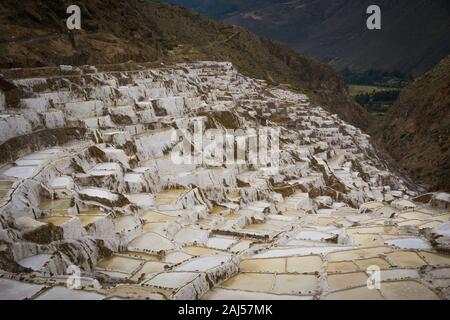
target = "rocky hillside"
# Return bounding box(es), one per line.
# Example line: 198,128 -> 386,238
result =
372,55 -> 450,192
168,0 -> 450,77
0,0 -> 369,129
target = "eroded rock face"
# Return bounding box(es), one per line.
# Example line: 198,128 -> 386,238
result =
0,61 -> 449,300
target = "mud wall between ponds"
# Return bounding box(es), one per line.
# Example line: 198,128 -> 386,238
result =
0,127 -> 86,165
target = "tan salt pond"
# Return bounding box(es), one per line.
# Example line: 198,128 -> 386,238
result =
0,189 -> 9,199
327,246 -> 393,262
326,261 -> 359,273
239,256 -> 322,273
324,286 -> 383,300
154,188 -> 187,205
175,255 -> 231,272
346,225 -> 400,236
210,206 -> 229,215
174,228 -> 209,244
106,285 -> 167,300
114,215 -> 140,233
435,213 -> 450,222
272,274 -> 318,295
96,255 -> 143,274
131,261 -> 168,281
418,221 -> 441,230
239,258 -> 285,273
222,273 -> 274,292
0,179 -> 15,189
39,198 -> 72,215
327,272 -> 368,291
399,212 -> 433,221
351,234 -> 384,245
141,210 -> 176,223
286,256 -> 323,273
317,217 -> 336,225
145,271 -> 199,289
128,233 -> 175,253
397,219 -> 425,227
183,246 -> 221,256
354,257 -> 391,270
379,269 -> 420,281
386,251 -> 427,268
418,252 -> 450,266
163,251 -> 193,264
121,252 -> 161,261
203,288 -> 312,300
380,281 -> 439,300
77,214 -> 106,227
143,222 -> 169,235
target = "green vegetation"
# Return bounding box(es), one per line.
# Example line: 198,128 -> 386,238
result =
348,84 -> 401,115
348,84 -> 396,96
341,68 -> 411,88
342,69 -> 409,115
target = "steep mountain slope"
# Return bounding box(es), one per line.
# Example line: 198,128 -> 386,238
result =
373,55 -> 450,192
0,0 -> 369,129
168,0 -> 450,77
163,0 -> 285,19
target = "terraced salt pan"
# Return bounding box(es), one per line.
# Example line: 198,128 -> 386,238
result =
327,261 -> 360,274
18,254 -> 52,271
175,255 -> 231,272
174,228 -> 209,245
386,251 -> 427,268
125,193 -> 154,209
113,215 -> 140,233
96,255 -> 143,275
378,269 -> 420,281
353,257 -> 391,270
418,252 -> 450,266
380,281 -> 439,300
222,273 -> 318,295
324,286 -> 383,300
385,238 -> 431,250
145,272 -> 199,289
38,216 -> 72,226
39,198 -> 72,214
128,233 -> 175,253
327,272 -> 369,291
50,176 -> 73,190
155,188 -> 187,206
253,246 -> 356,258
295,230 -> 336,241
0,278 -> 45,300
35,286 -> 105,300
77,214 -> 106,227
203,288 -> 313,300
79,188 -> 118,202
326,246 -> 394,262
1,166 -> 37,179
240,255 -> 322,274
131,261 -> 168,281
205,237 -> 237,250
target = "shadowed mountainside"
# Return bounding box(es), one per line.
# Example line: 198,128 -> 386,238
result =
372,55 -> 450,191
167,0 -> 450,77
0,0 -> 370,129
